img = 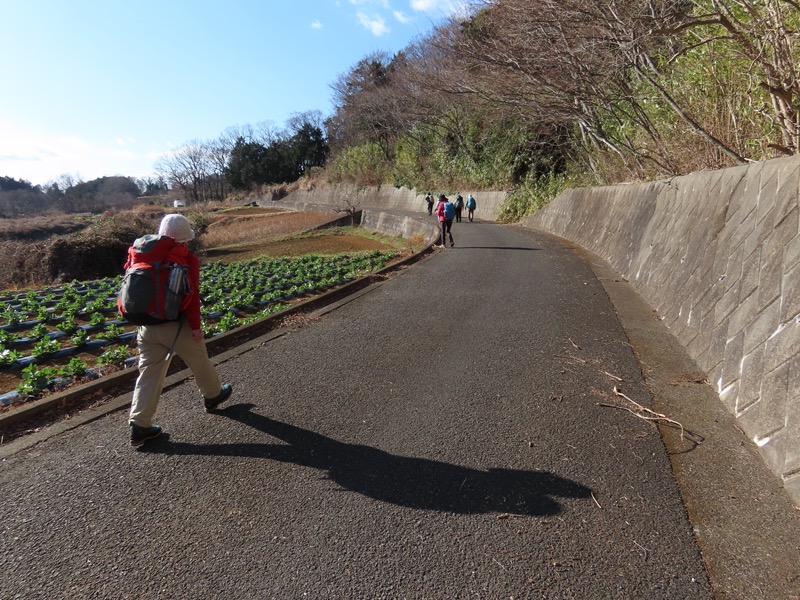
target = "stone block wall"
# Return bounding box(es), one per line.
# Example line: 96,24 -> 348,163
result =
523,156 -> 800,505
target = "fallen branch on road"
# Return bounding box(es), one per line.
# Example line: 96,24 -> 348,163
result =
599,386 -> 688,442
601,370 -> 624,382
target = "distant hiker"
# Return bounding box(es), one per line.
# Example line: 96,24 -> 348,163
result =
425,193 -> 434,215
454,194 -> 464,223
125,213 -> 233,447
436,194 -> 455,248
466,194 -> 477,222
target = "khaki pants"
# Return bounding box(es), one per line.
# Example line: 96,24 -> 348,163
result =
128,319 -> 222,427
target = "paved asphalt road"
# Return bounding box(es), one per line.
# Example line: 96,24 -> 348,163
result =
1,220 -> 717,598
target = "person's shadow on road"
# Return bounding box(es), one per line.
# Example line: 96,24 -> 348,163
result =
145,403 -> 591,516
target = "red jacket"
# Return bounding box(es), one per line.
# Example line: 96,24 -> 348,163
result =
436,200 -> 446,222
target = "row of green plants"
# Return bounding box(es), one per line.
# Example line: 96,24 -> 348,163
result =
0,250 -> 397,402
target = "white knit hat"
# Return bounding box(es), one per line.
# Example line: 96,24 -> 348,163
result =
158,213 -> 195,243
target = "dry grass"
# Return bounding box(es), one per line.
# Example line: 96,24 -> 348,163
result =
202,210 -> 336,248
128,202 -> 170,215
0,214 -> 87,241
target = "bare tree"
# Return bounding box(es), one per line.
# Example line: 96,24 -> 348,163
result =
443,0 -> 754,178
56,173 -> 82,191
332,197 -> 362,225
207,137 -> 234,200
287,110 -> 326,134
155,140 -> 217,203
329,51 -> 411,158
253,121 -> 283,147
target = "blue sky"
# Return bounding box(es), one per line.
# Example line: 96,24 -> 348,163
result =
0,0 -> 468,187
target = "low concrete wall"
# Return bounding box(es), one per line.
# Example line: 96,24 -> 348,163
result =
360,211 -> 440,244
523,156 -> 800,506
262,195 -> 441,245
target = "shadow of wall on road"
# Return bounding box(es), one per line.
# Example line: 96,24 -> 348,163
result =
143,403 -> 591,516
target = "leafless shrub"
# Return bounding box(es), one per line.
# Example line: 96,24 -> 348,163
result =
332,198 -> 362,226
0,210 -> 159,289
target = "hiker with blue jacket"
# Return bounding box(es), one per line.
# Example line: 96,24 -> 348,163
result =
126,213 -> 233,447
436,194 -> 456,248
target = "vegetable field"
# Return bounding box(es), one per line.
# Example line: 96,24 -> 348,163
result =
0,250 -> 397,406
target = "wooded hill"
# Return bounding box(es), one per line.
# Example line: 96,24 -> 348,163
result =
323,0 -> 800,218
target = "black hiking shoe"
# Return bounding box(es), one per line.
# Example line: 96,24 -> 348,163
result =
204,383 -> 233,412
130,423 -> 162,447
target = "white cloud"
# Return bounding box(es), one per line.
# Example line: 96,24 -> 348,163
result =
350,0 -> 390,6
311,20 -> 323,29
410,0 -> 464,15
357,12 -> 390,36
346,0 -> 467,32
0,120 -> 159,185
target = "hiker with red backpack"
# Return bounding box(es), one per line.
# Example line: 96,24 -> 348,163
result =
120,213 -> 233,447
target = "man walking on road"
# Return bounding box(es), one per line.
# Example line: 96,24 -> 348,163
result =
454,193 -> 464,222
466,194 -> 477,222
125,214 -> 233,447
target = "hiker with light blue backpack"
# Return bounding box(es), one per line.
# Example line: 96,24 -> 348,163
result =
436,194 -> 456,248
466,194 -> 477,222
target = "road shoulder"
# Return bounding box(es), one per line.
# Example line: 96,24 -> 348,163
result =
564,237 -> 800,599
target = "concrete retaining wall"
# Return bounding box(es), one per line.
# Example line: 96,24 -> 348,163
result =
274,183 -> 508,221
523,156 -> 800,505
360,211 -> 440,243
263,195 -> 441,245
